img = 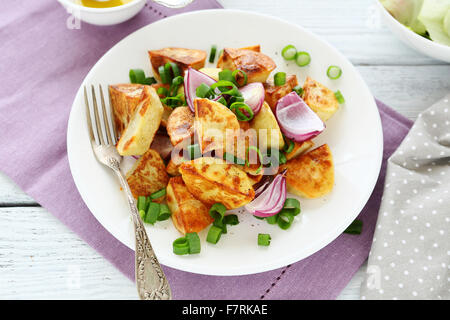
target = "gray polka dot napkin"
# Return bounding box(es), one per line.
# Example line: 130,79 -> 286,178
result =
361,94 -> 450,300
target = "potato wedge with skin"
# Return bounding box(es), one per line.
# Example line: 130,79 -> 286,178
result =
194,98 -> 240,154
250,102 -> 285,151
264,75 -> 298,111
116,86 -> 164,156
166,159 -> 181,176
302,77 -> 339,121
166,176 -> 213,234
284,140 -> 314,161
109,84 -> 147,137
217,47 -> 276,83
149,48 -> 206,81
198,68 -> 222,81
126,149 -> 169,202
216,45 -> 260,68
281,144 -> 334,199
166,106 -> 194,146
179,157 -> 255,209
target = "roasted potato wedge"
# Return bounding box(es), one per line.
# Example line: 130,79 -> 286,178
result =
194,98 -> 240,154
149,47 -> 206,81
302,77 -> 339,121
166,176 -> 213,234
179,157 -> 255,209
166,159 -> 181,176
116,86 -> 163,156
264,75 -> 298,111
126,149 -> 169,202
217,47 -> 276,83
166,106 -> 195,146
109,84 -> 147,137
284,140 -> 314,161
198,67 -> 222,81
281,144 -> 334,199
250,102 -> 285,150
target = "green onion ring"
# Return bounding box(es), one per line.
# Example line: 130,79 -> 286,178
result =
230,102 -> 254,121
157,204 -> 171,221
258,233 -> 271,246
281,45 -> 297,61
274,72 -> 286,86
206,225 -> 223,244
173,237 -> 189,255
334,90 -> 345,104
145,202 -> 160,224
232,69 -> 248,87
277,211 -> 294,230
327,65 -> 342,79
209,45 -> 217,63
295,51 -> 311,67
246,146 -> 263,174
186,232 -> 201,254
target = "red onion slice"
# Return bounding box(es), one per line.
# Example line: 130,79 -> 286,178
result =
245,172 -> 286,217
239,82 -> 265,115
184,67 -> 217,112
275,91 -> 325,142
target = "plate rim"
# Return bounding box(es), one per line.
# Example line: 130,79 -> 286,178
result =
67,9 -> 383,276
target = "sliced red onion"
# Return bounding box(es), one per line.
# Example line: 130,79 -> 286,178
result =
245,172 -> 286,217
184,67 -> 216,112
239,82 -> 264,115
275,91 -> 325,142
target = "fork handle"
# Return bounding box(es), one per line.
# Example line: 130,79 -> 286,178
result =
113,168 -> 172,300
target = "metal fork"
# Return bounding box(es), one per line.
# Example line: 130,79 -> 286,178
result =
84,85 -> 172,300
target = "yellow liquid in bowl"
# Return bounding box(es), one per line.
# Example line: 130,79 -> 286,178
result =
75,0 -> 134,8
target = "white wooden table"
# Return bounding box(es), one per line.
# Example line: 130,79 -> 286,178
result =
1,0 -> 449,300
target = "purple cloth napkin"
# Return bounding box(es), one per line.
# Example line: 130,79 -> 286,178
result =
0,0 -> 413,299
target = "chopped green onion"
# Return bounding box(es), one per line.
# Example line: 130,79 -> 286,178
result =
258,233 -> 271,246
139,209 -> 146,220
137,196 -> 147,211
216,96 -> 227,106
150,188 -> 166,200
327,66 -> 342,79
210,80 -> 241,97
143,77 -> 157,85
214,220 -> 227,234
334,90 -> 345,104
292,85 -> 304,96
253,215 -> 265,220
246,146 -> 263,174
161,94 -> 185,108
157,204 -> 171,221
223,152 -> 245,165
157,86 -> 169,97
169,76 -> 184,96
278,151 -> 287,165
196,83 -> 212,98
206,225 -> 223,244
158,65 -> 171,84
145,202 -> 160,224
281,45 -> 297,61
230,102 -> 254,121
173,237 -> 189,255
144,196 -> 152,211
187,144 -> 201,160
344,219 -> 363,235
266,215 -> 278,225
223,214 -> 239,225
186,232 -> 201,254
209,45 -> 217,63
129,69 -> 146,84
277,211 -> 294,230
168,62 -> 181,77
274,72 -> 286,86
295,51 -> 311,67
232,69 -> 248,87
283,136 -> 295,154
218,69 -> 235,84
209,203 -> 227,223
282,198 -> 301,216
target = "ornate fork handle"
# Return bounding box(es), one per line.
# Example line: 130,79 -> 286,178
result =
112,160 -> 172,300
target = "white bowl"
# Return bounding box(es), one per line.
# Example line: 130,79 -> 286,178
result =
376,1 -> 450,63
57,0 -> 147,26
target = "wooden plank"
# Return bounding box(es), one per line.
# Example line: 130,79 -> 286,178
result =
0,173 -> 36,206
0,206 -> 362,299
220,0 -> 447,66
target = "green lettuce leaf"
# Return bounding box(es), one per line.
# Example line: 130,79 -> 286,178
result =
418,0 -> 450,46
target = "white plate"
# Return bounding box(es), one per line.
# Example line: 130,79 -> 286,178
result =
67,9 -> 382,276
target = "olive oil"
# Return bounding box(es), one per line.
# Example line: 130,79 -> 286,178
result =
75,0 -> 134,8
